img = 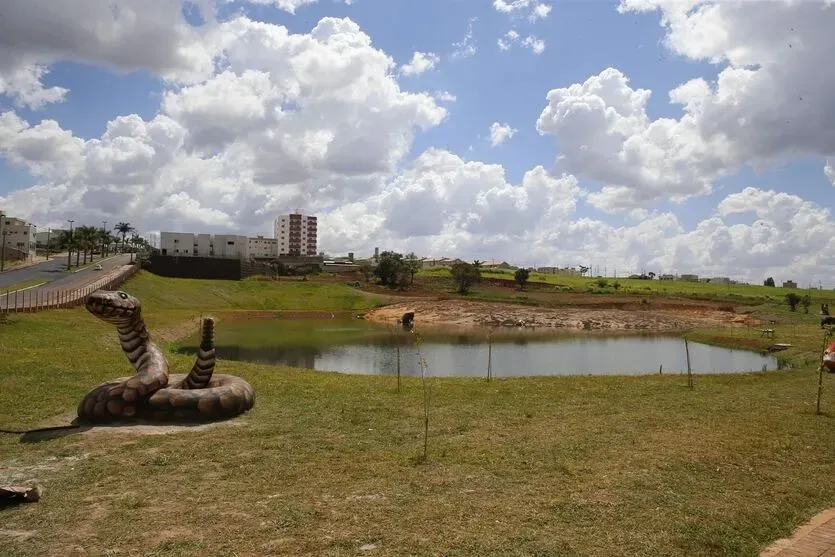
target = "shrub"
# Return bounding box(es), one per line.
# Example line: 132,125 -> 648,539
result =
785,292 -> 801,312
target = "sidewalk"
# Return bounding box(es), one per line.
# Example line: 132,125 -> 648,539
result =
761,508 -> 835,556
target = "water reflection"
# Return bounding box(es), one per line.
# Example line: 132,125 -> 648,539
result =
177,318 -> 780,378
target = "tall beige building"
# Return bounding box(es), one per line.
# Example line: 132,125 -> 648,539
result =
274,212 -> 317,256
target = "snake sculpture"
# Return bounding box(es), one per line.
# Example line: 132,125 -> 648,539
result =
78,290 -> 255,423
825,340 -> 835,374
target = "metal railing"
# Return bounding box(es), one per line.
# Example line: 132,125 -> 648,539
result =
0,264 -> 140,314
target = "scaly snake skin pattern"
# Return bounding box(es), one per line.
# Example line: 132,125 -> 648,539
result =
79,290 -> 255,423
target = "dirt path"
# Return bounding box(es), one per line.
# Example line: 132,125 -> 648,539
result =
362,299 -> 755,331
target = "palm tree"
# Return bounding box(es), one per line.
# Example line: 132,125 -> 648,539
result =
114,222 -> 133,253
58,230 -> 75,268
76,226 -> 96,264
128,233 -> 144,262
102,231 -> 117,257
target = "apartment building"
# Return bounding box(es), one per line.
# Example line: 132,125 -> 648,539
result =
159,232 -> 250,259
35,229 -> 67,248
274,212 -> 317,256
248,236 -> 278,258
0,214 -> 36,260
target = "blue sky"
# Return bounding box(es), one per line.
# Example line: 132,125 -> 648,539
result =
1,0 -> 833,284
3,0 -> 829,228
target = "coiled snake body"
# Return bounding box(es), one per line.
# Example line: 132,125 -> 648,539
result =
79,290 -> 255,423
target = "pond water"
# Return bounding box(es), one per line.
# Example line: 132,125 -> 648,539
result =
176,317 -> 781,378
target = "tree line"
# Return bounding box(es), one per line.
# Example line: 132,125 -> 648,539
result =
369,251 -> 535,294
48,222 -> 149,267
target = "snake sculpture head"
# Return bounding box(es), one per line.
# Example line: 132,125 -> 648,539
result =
85,290 -> 143,326
78,289 -> 255,424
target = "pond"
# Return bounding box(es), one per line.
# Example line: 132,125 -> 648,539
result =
176,316 -> 781,378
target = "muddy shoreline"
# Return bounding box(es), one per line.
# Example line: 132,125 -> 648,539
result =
362,299 -> 755,331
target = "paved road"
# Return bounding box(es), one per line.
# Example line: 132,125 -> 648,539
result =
0,254 -> 132,291
0,255 -> 136,310
0,255 -> 71,289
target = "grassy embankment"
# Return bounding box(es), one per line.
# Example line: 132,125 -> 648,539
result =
419,266 -> 828,304
0,270 -> 834,556
0,278 -> 48,294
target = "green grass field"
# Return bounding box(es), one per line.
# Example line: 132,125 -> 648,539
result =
419,267 -> 834,306
1,271 -> 834,556
126,271 -> 388,313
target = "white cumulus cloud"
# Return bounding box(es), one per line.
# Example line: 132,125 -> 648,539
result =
0,0 -> 834,287
489,122 -> 518,147
537,0 -> 835,213
399,51 -> 440,76
498,30 -> 545,54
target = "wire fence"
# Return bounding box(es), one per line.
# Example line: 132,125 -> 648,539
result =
0,264 -> 140,315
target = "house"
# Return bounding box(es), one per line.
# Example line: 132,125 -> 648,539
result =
35,229 -> 67,249
0,214 -> 36,262
481,260 -> 515,270
160,232 -> 250,259
782,280 -> 798,289
421,257 -> 461,269
248,236 -> 278,259
680,274 -> 699,282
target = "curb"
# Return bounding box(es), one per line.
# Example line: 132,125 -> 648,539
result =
0,282 -> 47,297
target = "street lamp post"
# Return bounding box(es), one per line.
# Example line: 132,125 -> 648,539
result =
0,211 -> 5,272
0,229 -> 6,272
102,220 -> 107,258
29,223 -> 36,262
67,219 -> 75,269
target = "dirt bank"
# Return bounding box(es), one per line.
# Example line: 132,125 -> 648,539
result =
363,299 -> 755,331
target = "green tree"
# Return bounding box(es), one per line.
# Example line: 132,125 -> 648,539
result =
358,261 -> 373,282
764,277 -> 776,287
114,222 -> 133,253
404,252 -> 421,285
451,261 -> 481,294
373,251 -> 405,287
128,233 -> 146,263
801,294 -> 811,314
785,292 -> 801,312
75,226 -> 98,264
514,268 -> 530,290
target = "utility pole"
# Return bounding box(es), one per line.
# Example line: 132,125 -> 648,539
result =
0,210 -> 5,272
46,228 -> 51,260
29,223 -> 36,261
67,219 -> 75,269
102,220 -> 107,258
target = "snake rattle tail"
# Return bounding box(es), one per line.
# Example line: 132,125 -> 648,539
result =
183,317 -> 216,389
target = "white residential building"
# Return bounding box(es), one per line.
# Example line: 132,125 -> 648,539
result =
160,232 -> 250,259
274,212 -> 317,256
35,229 -> 67,248
0,215 -> 36,260
248,236 -> 278,258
